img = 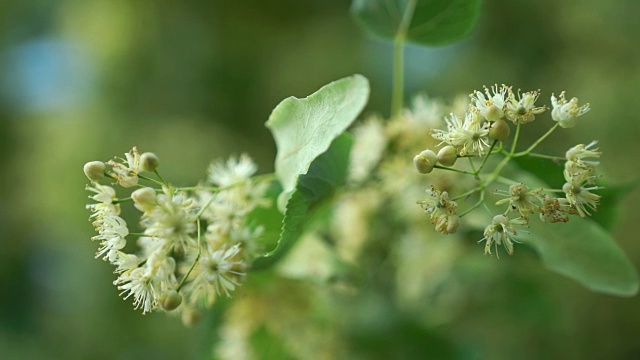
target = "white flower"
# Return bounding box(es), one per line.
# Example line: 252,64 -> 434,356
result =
107,147 -> 142,188
417,187 -> 460,235
470,84 -> 510,121
563,170 -> 601,218
116,266 -> 158,314
113,252 -> 140,274
86,184 -> 120,225
92,214 -> 128,262
494,183 -> 542,220
142,187 -> 198,252
208,154 -> 257,187
349,117 -> 388,182
505,89 -> 546,124
551,92 -> 590,128
479,215 -> 527,257
186,244 -> 245,306
403,94 -> 445,127
539,196 -> 571,223
432,110 -> 490,156
565,141 -> 600,173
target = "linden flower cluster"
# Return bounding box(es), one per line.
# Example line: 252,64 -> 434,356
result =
84,147 -> 269,322
413,85 -> 599,257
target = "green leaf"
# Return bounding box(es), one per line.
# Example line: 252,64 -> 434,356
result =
510,169 -> 639,296
266,74 -> 369,197
519,219 -> 639,297
251,134 -> 353,271
589,180 -> 637,230
351,0 -> 482,46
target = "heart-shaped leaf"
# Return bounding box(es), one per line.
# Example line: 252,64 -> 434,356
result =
252,134 -> 353,270
351,0 -> 482,46
266,74 -> 369,198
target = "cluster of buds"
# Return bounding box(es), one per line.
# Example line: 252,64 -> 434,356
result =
84,148 -> 269,323
413,85 -> 599,257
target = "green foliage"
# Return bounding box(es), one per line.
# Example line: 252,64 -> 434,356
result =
351,0 -> 482,46
252,134 -> 353,270
590,181 -> 637,230
520,218 -> 639,297
513,170 -> 639,296
266,74 -> 369,197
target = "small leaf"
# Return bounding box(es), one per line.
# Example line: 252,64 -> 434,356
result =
351,0 -> 482,46
266,74 -> 369,198
252,134 -> 353,271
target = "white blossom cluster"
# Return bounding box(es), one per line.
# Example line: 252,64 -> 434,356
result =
84,148 -> 270,320
411,85 -> 600,257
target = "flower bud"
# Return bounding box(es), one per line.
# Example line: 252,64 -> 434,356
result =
446,215 -> 460,234
159,290 -> 182,311
489,119 -> 510,142
140,152 -> 159,172
132,187 -> 157,212
484,104 -> 504,122
83,161 -> 106,182
413,149 -> 437,174
436,146 -> 458,167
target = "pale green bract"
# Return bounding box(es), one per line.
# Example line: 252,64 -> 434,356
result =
266,74 -> 370,209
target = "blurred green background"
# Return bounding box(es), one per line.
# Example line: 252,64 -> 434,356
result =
1,0 -> 640,359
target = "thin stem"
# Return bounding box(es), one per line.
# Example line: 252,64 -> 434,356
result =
154,169 -> 169,187
485,154 -> 512,187
451,186 -> 482,201
113,197 -> 132,204
515,123 -> 560,157
496,176 -> 519,186
128,232 -> 147,237
526,152 -> 565,161
459,189 -> 485,218
433,165 -> 476,176
390,0 -> 417,118
177,218 -> 202,293
476,140 -> 498,175
177,173 -> 276,193
467,157 -> 478,174
138,174 -> 165,187
510,123 -> 522,155
540,188 -> 565,193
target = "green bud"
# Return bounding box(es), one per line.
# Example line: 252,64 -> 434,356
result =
140,152 -> 159,172
484,104 -> 504,122
489,119 -> 510,142
83,161 -> 106,182
413,149 -> 437,174
436,146 -> 458,167
131,187 -> 157,211
159,290 -> 182,311
446,215 -> 460,234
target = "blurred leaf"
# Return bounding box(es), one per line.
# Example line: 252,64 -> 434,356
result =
512,155 -> 565,188
251,134 -> 353,270
511,169 -> 639,297
246,180 -> 285,251
589,180 -> 637,230
249,325 -> 296,360
519,217 -> 639,297
351,0 -> 482,46
266,74 -> 369,197
513,156 -> 637,230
